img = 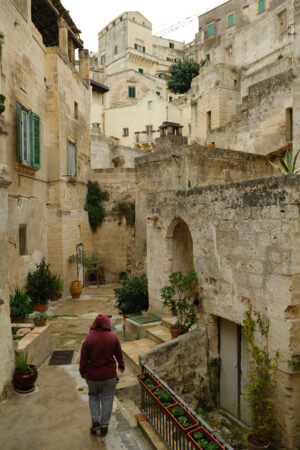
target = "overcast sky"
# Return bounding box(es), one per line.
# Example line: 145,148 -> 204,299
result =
61,0 -> 228,52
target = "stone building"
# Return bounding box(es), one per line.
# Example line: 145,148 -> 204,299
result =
135,129 -> 300,448
0,0 -> 91,398
188,0 -> 298,157
90,12 -> 186,147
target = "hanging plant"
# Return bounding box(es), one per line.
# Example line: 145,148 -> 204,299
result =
84,181 -> 109,232
113,201 -> 135,226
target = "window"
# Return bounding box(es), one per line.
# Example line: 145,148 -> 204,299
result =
207,23 -> 214,37
123,128 -> 129,136
16,103 -> 41,168
206,53 -> 211,61
128,86 -> 136,98
156,90 -> 161,96
134,43 -> 145,53
112,21 -> 115,26
258,0 -> 265,13
168,96 -> 173,103
207,111 -> 212,131
67,140 -> 77,177
106,27 -> 109,32
74,102 -> 78,119
188,124 -> 192,135
120,16 -> 123,22
114,45 -> 118,55
286,108 -> 293,142
101,53 -> 106,65
169,42 -> 174,48
277,9 -> 287,36
146,125 -> 153,142
19,225 -> 26,256
226,45 -> 233,56
138,68 -> 144,73
228,14 -> 234,27
148,101 -> 153,110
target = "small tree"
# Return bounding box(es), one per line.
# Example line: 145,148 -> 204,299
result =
161,271 -> 199,330
84,181 -> 109,232
167,58 -> 203,94
242,307 -> 279,447
26,259 -> 56,305
114,274 -> 148,315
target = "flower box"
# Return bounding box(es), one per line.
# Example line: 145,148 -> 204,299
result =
188,426 -> 225,449
166,403 -> 198,433
137,371 -> 159,391
151,386 -> 177,409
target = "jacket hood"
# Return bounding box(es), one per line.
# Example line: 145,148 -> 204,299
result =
90,314 -> 111,332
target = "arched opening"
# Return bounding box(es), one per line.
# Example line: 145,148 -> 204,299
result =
166,218 -> 194,274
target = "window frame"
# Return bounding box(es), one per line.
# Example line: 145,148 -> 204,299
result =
146,125 -> 153,142
67,140 -> 77,177
123,128 -> 129,137
258,0 -> 265,13
16,103 -> 41,169
227,14 -> 234,28
114,45 -> 118,55
128,86 -> 136,98
207,23 -> 215,37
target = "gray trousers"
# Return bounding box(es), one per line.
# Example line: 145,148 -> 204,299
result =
86,377 -> 117,426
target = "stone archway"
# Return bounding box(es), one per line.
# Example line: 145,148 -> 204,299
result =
166,217 -> 194,274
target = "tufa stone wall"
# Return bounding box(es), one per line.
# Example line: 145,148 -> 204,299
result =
145,175 -> 300,449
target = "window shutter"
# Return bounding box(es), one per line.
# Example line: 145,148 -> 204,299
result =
258,0 -> 265,13
134,43 -> 137,50
208,24 -> 214,37
30,112 -> 41,168
228,14 -> 234,27
16,103 -> 23,162
143,46 -> 145,53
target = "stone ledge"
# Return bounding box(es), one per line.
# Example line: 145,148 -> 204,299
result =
16,324 -> 51,365
135,413 -> 169,450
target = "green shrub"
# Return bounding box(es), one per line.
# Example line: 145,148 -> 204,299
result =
114,274 -> 148,314
26,259 -> 56,305
84,181 -> 109,232
113,201 -> 135,226
10,286 -> 33,318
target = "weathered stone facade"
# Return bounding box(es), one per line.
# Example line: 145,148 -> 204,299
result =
144,173 -> 300,448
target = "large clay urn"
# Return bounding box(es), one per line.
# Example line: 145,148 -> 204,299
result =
13,366 -> 38,393
34,299 -> 48,312
70,280 -> 82,299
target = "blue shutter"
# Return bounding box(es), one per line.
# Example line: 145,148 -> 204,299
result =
30,112 -> 41,168
258,0 -> 265,13
208,24 -> 214,37
228,14 -> 234,27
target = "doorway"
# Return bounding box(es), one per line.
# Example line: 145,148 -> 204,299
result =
76,244 -> 84,284
219,318 -> 250,424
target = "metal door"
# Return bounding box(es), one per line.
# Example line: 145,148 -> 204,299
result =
220,318 -> 238,417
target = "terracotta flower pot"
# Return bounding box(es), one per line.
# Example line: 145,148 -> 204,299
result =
70,280 -> 82,299
151,386 -> 177,410
188,426 -> 225,449
170,326 -> 187,339
246,434 -> 271,450
34,299 -> 48,312
137,371 -> 159,391
33,319 -> 47,327
13,366 -> 38,393
167,403 -> 198,433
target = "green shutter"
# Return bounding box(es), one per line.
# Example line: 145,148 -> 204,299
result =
228,14 -> 234,27
16,103 -> 23,162
30,112 -> 41,168
128,86 -> 136,98
208,24 -> 214,37
258,0 -> 265,13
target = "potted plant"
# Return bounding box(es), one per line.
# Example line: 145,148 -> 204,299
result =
242,307 -> 280,450
33,312 -> 47,327
9,286 -> 33,322
167,404 -> 198,433
161,271 -> 199,338
68,251 -> 98,298
137,372 -> 159,391
114,274 -> 149,315
13,352 -> 38,393
51,274 -> 63,301
151,387 -> 177,408
26,259 -> 56,312
188,427 -> 225,449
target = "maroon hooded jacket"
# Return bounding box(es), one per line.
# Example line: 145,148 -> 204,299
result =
79,314 -> 125,381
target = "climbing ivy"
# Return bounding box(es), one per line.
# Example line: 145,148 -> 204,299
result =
84,181 -> 109,232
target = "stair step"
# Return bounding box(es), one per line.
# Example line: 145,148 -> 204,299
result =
122,338 -> 156,374
135,413 -> 169,450
146,325 -> 172,344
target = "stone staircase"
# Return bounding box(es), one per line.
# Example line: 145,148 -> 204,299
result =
121,317 -> 176,374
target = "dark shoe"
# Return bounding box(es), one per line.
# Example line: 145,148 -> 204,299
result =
90,421 -> 101,435
100,427 -> 108,436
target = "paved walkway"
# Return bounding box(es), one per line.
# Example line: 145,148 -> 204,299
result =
0,285 -> 151,450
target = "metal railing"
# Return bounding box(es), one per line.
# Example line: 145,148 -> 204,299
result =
141,364 -> 234,450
